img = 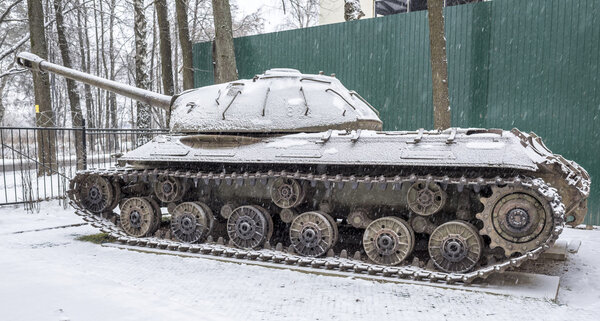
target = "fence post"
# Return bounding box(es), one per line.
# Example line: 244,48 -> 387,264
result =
81,120 -> 87,170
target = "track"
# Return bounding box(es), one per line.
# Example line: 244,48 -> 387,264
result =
71,168 -> 566,285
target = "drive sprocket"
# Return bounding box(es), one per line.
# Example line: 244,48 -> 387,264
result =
476,181 -> 554,256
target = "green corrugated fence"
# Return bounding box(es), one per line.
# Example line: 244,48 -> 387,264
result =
192,0 -> 600,225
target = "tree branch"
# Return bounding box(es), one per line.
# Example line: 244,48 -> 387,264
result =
0,0 -> 92,62
0,67 -> 27,79
0,0 -> 23,25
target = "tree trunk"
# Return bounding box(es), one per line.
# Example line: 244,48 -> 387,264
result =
77,0 -> 94,149
92,0 -> 102,129
149,8 -> 163,129
133,0 -> 151,141
155,0 -> 175,96
126,66 -> 135,129
99,0 -> 109,129
150,7 -> 157,93
191,0 -> 200,39
107,0 -> 118,152
0,61 -> 13,125
211,0 -> 237,83
176,0 -> 195,90
54,0 -> 85,170
155,0 -> 173,129
173,22 -> 179,95
428,0 -> 451,130
27,0 -> 56,176
0,73 -> 8,125
108,0 -> 117,129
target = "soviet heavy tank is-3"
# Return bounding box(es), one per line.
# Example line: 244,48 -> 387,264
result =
17,52 -> 589,280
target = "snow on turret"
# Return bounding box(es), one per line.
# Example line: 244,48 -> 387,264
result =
169,69 -> 382,133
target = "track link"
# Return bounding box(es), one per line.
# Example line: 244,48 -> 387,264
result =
70,169 -> 566,285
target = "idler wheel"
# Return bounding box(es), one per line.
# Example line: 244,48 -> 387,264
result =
171,202 -> 214,243
477,185 -> 553,256
362,217 -> 415,265
153,176 -> 186,203
73,174 -> 114,214
120,197 -> 157,237
227,205 -> 273,249
270,178 -> 305,209
289,211 -> 337,257
428,221 -> 483,273
406,182 -> 447,216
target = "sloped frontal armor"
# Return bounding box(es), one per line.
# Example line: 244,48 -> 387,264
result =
170,69 -> 383,133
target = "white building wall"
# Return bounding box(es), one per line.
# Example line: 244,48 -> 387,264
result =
319,0 -> 376,25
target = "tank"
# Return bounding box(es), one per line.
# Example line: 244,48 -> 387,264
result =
17,52 -> 590,280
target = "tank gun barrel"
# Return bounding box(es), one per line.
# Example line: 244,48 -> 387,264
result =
16,52 -> 172,111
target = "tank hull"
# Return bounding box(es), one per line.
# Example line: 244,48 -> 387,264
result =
120,129 -> 538,170
68,126 -> 589,277
116,128 -> 588,227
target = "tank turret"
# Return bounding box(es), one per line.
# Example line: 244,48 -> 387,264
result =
16,53 -> 382,133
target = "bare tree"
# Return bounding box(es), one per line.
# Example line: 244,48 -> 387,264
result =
76,0 -> 95,143
344,0 -> 364,21
107,0 -> 117,130
149,6 -> 166,128
54,0 -> 85,169
175,0 -> 195,91
133,0 -> 151,135
27,0 -> 57,175
282,0 -> 319,29
428,0 -> 450,129
0,0 -> 23,24
211,0 -> 237,83
0,0 -> 28,62
98,0 -> 110,129
150,7 -> 157,92
0,68 -> 9,124
92,0 -> 102,128
155,0 -> 174,96
232,7 -> 263,37
172,15 -> 179,95
186,1 -> 263,42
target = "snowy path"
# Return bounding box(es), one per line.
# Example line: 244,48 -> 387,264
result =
0,201 -> 598,321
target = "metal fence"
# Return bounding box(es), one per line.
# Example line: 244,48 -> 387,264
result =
0,126 -> 168,206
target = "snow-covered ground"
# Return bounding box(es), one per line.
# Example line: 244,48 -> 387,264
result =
0,201 -> 598,321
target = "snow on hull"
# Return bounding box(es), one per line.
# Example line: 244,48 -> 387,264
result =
119,128 -> 543,171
